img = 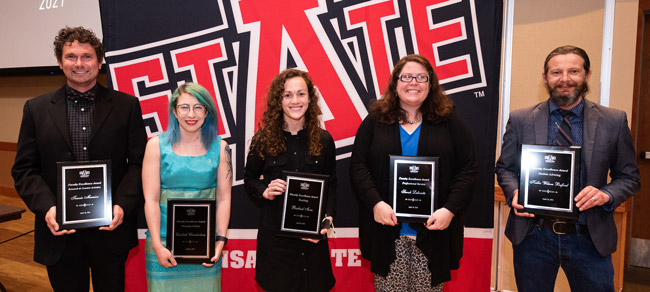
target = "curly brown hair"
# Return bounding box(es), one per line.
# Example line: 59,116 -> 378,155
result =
53,26 -> 104,63
250,69 -> 324,159
370,54 -> 453,124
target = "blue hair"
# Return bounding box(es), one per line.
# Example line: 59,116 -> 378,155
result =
164,82 -> 219,150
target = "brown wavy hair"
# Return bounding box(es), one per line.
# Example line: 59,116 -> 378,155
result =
370,54 -> 453,124
53,26 -> 104,63
250,69 -> 324,159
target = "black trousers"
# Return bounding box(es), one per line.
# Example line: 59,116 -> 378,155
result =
46,229 -> 129,292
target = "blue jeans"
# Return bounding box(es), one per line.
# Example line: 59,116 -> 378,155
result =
512,224 -> 614,292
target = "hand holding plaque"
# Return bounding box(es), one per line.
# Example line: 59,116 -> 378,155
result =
56,160 -> 112,230
518,144 -> 581,219
389,155 -> 438,223
167,199 -> 216,264
279,171 -> 329,239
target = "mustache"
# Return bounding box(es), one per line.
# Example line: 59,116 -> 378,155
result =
547,80 -> 589,107
555,80 -> 579,87
548,80 -> 589,95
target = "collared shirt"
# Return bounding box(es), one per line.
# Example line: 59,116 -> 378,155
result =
66,85 -> 96,161
547,99 -> 584,147
547,99 -> 586,223
546,98 -> 614,222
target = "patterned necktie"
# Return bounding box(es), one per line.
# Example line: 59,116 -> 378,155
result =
556,109 -> 573,146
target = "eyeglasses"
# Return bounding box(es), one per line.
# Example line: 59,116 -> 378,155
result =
398,74 -> 429,83
176,104 -> 206,115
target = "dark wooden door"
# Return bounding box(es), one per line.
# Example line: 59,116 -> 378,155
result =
629,5 -> 650,268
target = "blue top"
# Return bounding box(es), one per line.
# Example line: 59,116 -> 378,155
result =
147,134 -> 221,240
144,134 -> 223,291
160,134 -> 220,190
399,124 -> 421,236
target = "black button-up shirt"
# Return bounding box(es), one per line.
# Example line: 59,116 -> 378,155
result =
66,85 -> 96,161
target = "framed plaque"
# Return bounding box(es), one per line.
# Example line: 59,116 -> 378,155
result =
167,199 -> 216,264
56,160 -> 112,230
389,155 -> 438,223
279,171 -> 329,239
519,144 -> 581,219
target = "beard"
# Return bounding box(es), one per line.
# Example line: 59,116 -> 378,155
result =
547,80 -> 589,107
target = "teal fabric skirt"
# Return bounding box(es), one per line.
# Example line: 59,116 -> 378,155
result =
145,236 -> 221,292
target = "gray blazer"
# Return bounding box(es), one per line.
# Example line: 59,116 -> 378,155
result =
496,98 -> 640,256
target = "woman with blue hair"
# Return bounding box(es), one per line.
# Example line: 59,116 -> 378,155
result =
143,82 -> 232,291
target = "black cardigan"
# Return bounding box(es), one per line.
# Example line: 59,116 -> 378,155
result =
349,110 -> 477,285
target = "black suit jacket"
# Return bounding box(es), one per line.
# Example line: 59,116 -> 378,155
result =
12,84 -> 147,265
496,98 -> 641,256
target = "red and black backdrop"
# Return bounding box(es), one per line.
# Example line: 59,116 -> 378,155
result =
99,0 -> 502,290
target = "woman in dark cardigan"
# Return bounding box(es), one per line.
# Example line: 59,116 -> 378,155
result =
350,54 -> 477,291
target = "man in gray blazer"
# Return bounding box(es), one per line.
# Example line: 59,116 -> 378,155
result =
496,45 -> 640,291
11,27 -> 147,291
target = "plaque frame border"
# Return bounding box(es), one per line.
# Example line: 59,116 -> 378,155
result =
166,198 -> 216,264
518,144 -> 581,219
56,160 -> 112,230
389,155 -> 438,223
278,171 -> 329,239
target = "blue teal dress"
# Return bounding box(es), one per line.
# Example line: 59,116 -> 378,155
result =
145,135 -> 222,291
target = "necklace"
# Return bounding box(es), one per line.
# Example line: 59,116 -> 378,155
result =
401,117 -> 422,125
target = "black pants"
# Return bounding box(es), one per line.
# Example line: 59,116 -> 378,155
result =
46,229 -> 129,292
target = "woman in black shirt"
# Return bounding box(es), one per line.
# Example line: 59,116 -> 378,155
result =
244,69 -> 337,292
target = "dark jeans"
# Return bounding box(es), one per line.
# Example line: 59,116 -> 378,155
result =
512,224 -> 614,292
